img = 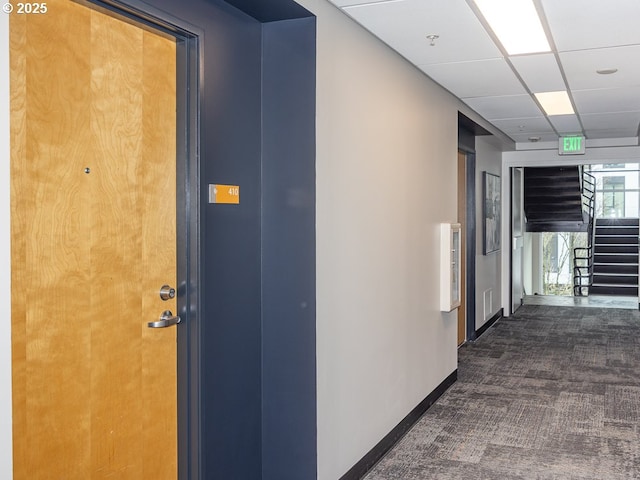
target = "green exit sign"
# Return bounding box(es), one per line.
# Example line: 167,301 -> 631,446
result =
559,135 -> 585,155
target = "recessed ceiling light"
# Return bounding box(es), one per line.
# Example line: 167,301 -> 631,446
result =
472,0 -> 550,55
596,68 -> 618,75
534,91 -> 574,116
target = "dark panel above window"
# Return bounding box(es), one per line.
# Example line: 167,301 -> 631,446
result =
223,0 -> 312,22
458,112 -> 492,153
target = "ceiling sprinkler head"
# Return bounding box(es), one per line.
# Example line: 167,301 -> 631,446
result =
426,34 -> 439,46
529,136 -> 541,142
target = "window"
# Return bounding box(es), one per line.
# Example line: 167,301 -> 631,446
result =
602,176 -> 625,218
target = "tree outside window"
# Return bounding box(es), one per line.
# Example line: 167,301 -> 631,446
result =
542,231 -> 587,295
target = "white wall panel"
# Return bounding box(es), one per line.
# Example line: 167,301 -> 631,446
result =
1,11 -> 14,479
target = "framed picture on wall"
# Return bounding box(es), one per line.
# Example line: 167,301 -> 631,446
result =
483,172 -> 501,255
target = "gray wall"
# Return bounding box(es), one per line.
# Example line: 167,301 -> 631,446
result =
295,0 -> 460,478
475,136 -> 503,329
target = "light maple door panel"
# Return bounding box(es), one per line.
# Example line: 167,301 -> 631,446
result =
10,1 -> 177,478
457,151 -> 467,346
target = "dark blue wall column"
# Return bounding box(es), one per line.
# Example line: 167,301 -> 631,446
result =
261,17 -> 317,480
196,14 -> 264,479
147,0 -> 264,477
129,0 -> 316,477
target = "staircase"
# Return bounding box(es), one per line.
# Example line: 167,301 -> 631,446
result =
524,166 -> 588,232
589,218 -> 639,296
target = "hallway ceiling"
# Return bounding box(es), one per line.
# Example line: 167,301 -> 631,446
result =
329,0 -> 640,147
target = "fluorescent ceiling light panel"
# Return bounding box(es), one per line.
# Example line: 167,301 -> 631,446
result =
473,0 -> 550,55
535,91 -> 575,116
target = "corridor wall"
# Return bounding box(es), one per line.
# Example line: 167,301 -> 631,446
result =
475,136 -> 503,330
296,0 -> 460,477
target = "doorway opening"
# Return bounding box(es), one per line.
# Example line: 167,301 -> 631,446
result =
519,163 -> 639,310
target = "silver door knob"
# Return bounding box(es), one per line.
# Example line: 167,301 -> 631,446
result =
148,310 -> 181,328
159,284 -> 176,301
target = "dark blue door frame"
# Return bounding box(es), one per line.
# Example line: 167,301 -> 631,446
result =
458,122 -> 477,343
465,152 -> 477,342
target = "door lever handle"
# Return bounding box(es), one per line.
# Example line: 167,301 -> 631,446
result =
148,310 -> 181,328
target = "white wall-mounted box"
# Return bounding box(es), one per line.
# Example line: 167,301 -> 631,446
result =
440,223 -> 461,312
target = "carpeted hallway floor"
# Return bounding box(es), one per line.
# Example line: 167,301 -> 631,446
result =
364,305 -> 640,479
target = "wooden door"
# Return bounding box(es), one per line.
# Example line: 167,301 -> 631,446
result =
10,1 -> 178,478
457,151 -> 467,345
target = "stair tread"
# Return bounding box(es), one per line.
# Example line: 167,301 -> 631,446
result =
593,272 -> 638,276
594,251 -> 638,254
595,241 -> 638,244
593,278 -> 638,281
595,228 -> 639,230
594,272 -> 638,275
595,244 -> 638,248
594,262 -> 638,265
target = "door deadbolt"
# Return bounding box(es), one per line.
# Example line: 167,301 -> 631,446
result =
159,284 -> 176,301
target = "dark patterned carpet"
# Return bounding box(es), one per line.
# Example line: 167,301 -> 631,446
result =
364,305 -> 640,479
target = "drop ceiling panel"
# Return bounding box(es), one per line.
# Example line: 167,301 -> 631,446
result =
560,45 -> 640,90
581,111 -> 640,131
419,59 -> 525,98
327,0 -> 640,144
548,114 -> 582,134
542,0 -> 640,51
583,128 -> 639,139
491,116 -> 553,134
509,53 -> 565,93
463,94 -> 542,120
573,86 -> 640,114
342,0 -> 501,66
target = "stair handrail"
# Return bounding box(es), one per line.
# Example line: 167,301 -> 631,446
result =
573,170 -> 596,296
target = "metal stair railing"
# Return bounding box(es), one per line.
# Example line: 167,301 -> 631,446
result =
573,169 -> 596,296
